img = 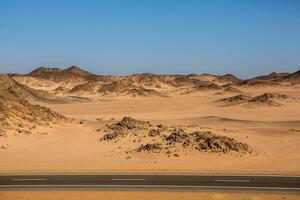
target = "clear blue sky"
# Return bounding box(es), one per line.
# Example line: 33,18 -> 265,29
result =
0,0 -> 299,78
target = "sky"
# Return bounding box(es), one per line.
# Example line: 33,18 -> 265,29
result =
0,0 -> 299,78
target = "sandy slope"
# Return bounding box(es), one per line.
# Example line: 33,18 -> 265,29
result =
1,87 -> 300,173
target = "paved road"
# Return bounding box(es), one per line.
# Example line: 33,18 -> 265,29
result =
0,174 -> 300,192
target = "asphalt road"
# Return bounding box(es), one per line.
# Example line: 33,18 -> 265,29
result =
1,174 -> 300,192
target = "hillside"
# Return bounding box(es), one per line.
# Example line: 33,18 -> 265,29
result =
282,69 -> 300,84
0,74 -> 59,103
0,75 -> 67,135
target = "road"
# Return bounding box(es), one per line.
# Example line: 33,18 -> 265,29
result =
0,173 -> 300,192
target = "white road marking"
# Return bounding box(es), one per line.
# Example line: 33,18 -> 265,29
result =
214,179 -> 250,182
12,179 -> 47,181
112,179 -> 146,181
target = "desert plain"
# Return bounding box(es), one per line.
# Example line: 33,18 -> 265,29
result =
0,66 -> 300,174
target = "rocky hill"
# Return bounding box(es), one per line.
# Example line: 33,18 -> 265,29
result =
219,92 -> 295,107
214,74 -> 240,85
282,69 -> 300,84
252,72 -> 289,81
238,69 -> 300,86
28,66 -> 95,82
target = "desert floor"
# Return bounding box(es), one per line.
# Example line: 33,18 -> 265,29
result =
1,87 -> 300,174
0,190 -> 299,200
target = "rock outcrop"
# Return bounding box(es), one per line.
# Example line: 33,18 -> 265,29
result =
99,117 -> 251,155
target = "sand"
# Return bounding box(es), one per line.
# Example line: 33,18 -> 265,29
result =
0,190 -> 299,200
1,86 -> 300,173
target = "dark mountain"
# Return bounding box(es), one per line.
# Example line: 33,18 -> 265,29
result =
283,69 -> 300,84
215,74 -> 240,84
252,72 -> 289,81
28,66 -> 95,82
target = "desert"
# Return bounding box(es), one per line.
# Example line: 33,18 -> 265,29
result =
0,190 -> 299,200
2,1 -> 300,199
1,66 -> 300,174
